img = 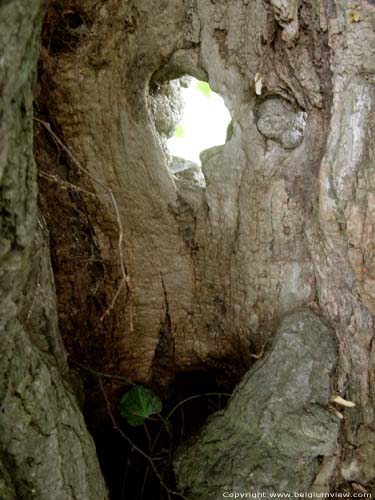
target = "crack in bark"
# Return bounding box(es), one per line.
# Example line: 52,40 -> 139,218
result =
150,274 -> 176,392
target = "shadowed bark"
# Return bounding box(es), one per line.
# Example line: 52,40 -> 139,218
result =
0,1 -> 108,498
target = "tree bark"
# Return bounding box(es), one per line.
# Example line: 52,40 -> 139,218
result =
30,0 -> 375,495
0,1 -> 108,498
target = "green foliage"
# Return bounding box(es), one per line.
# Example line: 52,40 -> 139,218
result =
120,386 -> 162,426
196,80 -> 212,98
118,388 -> 231,496
174,124 -> 185,138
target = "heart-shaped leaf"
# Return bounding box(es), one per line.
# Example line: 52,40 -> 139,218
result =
120,386 -> 162,427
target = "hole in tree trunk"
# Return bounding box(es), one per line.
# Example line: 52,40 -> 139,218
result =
166,77 -> 231,165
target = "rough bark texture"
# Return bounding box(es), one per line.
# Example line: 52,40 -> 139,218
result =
30,0 -> 375,496
0,1 -> 108,498
174,310 -> 340,498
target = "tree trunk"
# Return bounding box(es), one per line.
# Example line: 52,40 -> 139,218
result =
0,1 -> 108,498
3,0 -> 375,497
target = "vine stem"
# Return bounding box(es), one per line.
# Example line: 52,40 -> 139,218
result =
34,117 -> 134,329
152,392 -> 231,455
98,377 -> 187,500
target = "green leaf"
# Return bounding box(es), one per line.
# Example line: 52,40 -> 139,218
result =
174,124 -> 184,138
120,386 -> 162,427
196,80 -> 212,98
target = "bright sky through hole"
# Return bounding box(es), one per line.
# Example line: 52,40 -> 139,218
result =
167,78 -> 231,165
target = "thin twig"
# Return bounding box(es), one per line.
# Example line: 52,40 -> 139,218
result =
69,360 -> 133,385
34,117 -> 134,329
101,280 -> 125,322
144,422 -> 153,459
250,340 -> 267,359
38,170 -> 98,198
98,377 -> 187,500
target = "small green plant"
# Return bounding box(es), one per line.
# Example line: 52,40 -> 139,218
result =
196,80 -> 212,98
174,124 -> 185,138
119,384 -> 231,497
120,386 -> 162,426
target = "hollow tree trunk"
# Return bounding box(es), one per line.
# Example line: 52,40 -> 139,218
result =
34,0 -> 375,495
0,1 -> 108,498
